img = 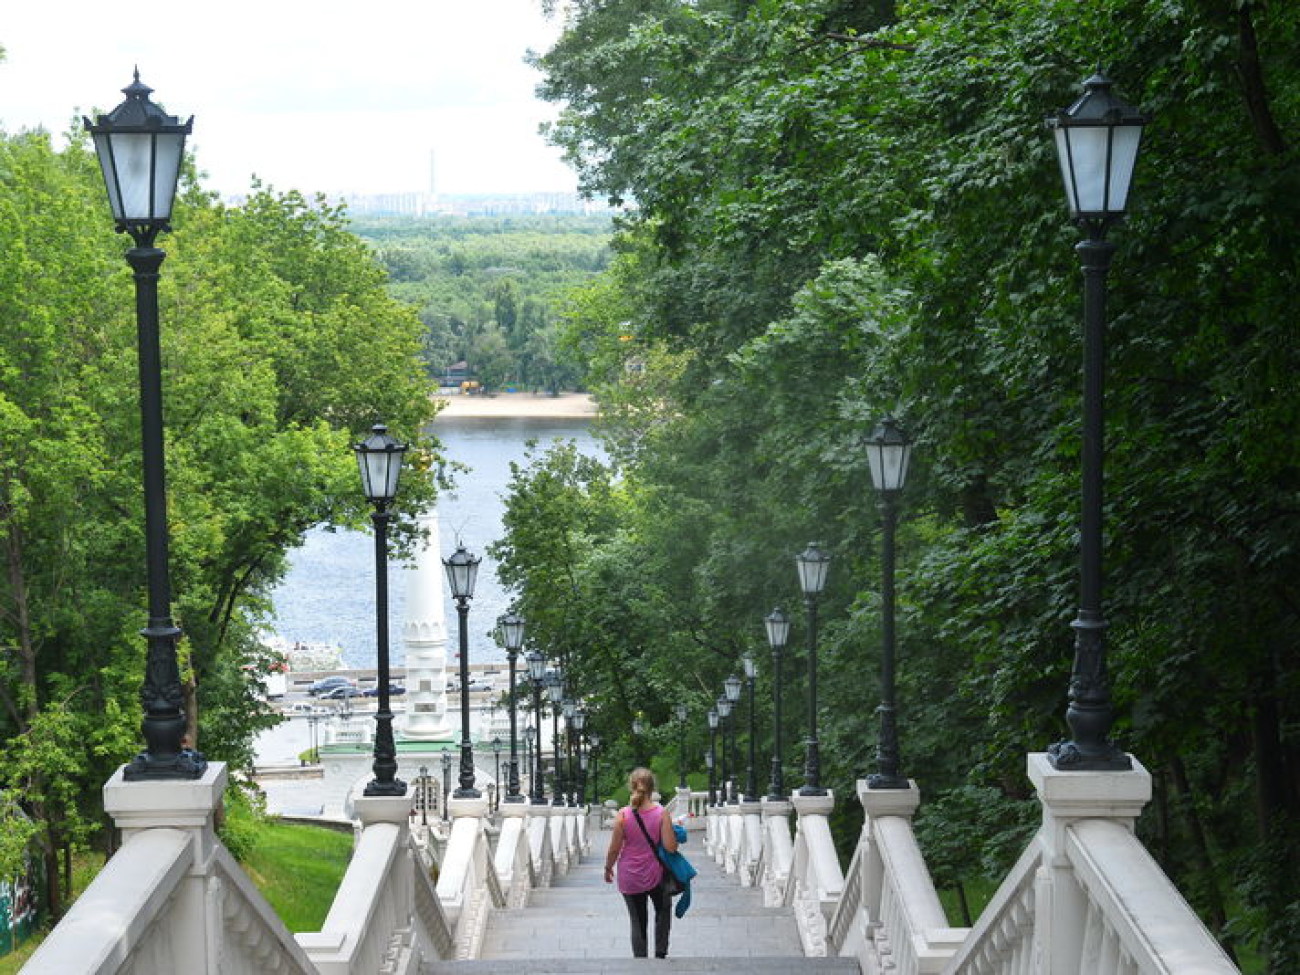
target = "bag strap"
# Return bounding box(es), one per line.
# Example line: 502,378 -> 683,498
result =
630,808 -> 661,852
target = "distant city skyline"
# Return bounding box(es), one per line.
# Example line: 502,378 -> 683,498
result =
0,1 -> 578,199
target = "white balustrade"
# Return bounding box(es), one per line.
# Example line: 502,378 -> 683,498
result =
828,781 -> 968,974
24,764 -> 315,975
737,799 -> 764,886
493,802 -> 535,907
758,797 -> 794,907
788,792 -> 844,956
945,754 -> 1239,975
527,804 -> 556,889
27,749 -> 1243,974
434,795 -> 505,960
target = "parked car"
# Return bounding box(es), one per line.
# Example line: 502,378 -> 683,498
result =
362,683 -> 406,698
308,676 -> 355,697
319,684 -> 361,700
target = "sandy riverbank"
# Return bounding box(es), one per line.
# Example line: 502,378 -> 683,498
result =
433,390 -> 598,419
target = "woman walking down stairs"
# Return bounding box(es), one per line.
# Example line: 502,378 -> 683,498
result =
420,842 -> 858,974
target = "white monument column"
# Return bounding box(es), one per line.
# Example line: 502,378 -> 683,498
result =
399,508 -> 454,741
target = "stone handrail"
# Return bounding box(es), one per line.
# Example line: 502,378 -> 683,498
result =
1059,818 -> 1238,974
548,806 -> 572,875
784,793 -> 843,956
758,799 -> 794,908
828,783 -> 968,974
492,805 -> 535,908
436,796 -> 505,960
527,806 -> 556,889
297,796 -> 414,975
736,801 -> 764,886
409,834 -> 456,964
21,827 -> 193,973
942,842 -> 1040,973
24,764 -> 317,975
944,755 -> 1239,975
667,788 -> 709,830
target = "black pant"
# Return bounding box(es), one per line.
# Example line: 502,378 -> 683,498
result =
622,885 -> 672,958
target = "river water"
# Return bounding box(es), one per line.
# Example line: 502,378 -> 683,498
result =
266,415 -> 601,669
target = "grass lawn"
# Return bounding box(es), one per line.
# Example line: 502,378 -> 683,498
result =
0,818 -> 352,970
238,819 -> 354,933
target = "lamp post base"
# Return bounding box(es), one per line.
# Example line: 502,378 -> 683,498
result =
1046,738 -> 1132,772
123,747 -> 207,782
364,777 -> 408,798
866,772 -> 909,790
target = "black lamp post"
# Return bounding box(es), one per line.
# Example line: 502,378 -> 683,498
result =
795,544 -> 831,795
86,74 -> 204,782
716,695 -> 734,804
444,544 -> 482,798
589,733 -> 601,802
674,703 -> 689,789
741,653 -> 758,800
562,699 -> 577,805
573,706 -> 587,803
723,676 -> 742,802
499,612 -> 526,802
764,608 -> 790,800
306,713 -> 320,765
547,669 -> 565,806
526,652 -> 547,803
355,424 -> 408,797
440,750 -> 452,822
706,708 -> 719,805
866,417 -> 914,790
524,724 -> 536,801
490,737 -> 503,811
1045,72 -> 1146,772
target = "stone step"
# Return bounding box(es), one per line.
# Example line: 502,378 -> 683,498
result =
424,957 -> 860,974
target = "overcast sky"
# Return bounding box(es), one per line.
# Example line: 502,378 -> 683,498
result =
0,1 -> 577,198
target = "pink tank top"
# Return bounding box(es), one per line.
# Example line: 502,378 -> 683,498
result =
616,803 -> 665,895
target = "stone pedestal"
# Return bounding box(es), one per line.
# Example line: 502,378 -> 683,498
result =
104,761 -> 228,866
1028,752 -> 1151,974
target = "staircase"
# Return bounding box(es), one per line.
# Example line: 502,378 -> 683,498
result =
421,839 -> 858,974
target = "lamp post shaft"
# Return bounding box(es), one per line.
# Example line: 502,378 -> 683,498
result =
746,675 -> 757,800
1050,236 -> 1131,771
506,651 -> 522,800
364,509 -> 404,795
531,687 -> 546,803
551,705 -> 563,805
454,599 -> 480,796
801,595 -> 825,795
678,717 -> 688,790
870,495 -> 908,789
768,645 -> 784,800
707,726 -> 717,805
718,715 -> 729,806
123,244 -> 203,781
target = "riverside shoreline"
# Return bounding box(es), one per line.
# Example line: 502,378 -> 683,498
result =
433,390 -> 597,419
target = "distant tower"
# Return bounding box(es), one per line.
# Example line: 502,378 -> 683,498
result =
429,149 -> 437,198
399,508 -> 453,741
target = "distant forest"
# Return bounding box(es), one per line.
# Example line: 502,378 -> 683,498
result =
352,214 -> 614,393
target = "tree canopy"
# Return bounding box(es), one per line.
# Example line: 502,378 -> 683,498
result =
491,0 -> 1300,967
0,128 -> 439,916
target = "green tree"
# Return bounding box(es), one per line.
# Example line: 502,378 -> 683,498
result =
525,0 -> 1300,965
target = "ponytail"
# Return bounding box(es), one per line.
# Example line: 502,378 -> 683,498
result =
626,767 -> 656,808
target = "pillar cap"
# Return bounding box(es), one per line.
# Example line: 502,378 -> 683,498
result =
791,791 -> 835,817
1027,752 -> 1151,819
449,796 -> 491,818
857,779 -> 921,818
354,793 -> 414,826
104,761 -> 228,829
